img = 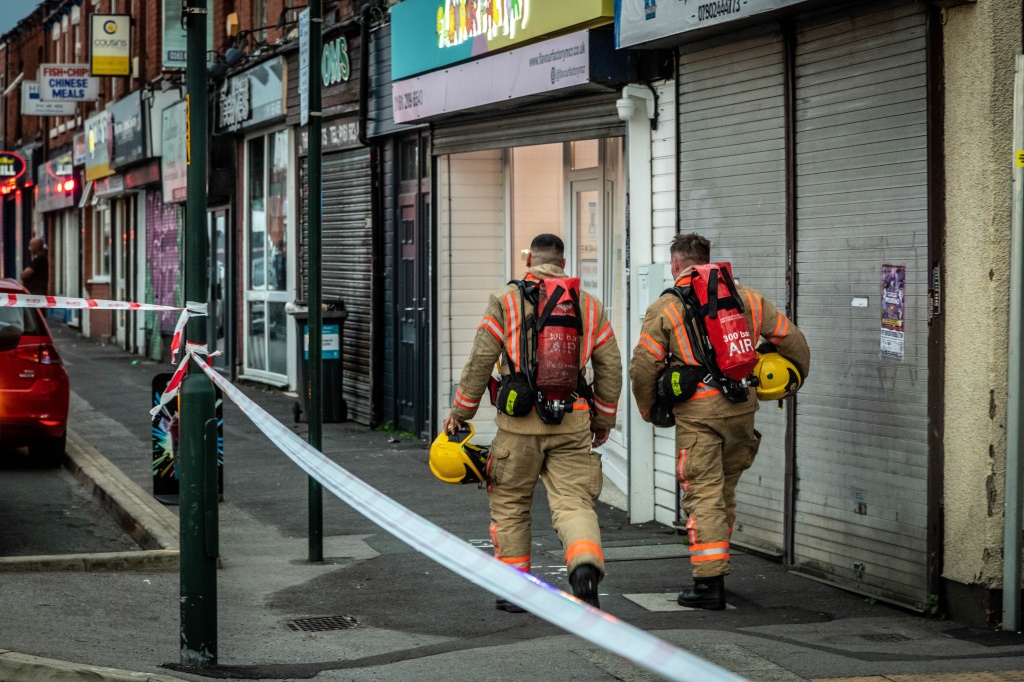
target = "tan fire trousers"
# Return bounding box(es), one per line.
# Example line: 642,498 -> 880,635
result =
486,428 -> 605,577
676,413 -> 762,578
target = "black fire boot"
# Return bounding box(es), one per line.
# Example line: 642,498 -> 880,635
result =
569,564 -> 602,609
677,575 -> 725,610
495,598 -> 527,613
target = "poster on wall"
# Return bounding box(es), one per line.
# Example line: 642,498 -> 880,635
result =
881,264 -> 906,360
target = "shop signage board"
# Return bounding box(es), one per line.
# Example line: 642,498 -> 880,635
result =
94,174 -> 126,197
161,100 -> 188,203
125,160 -> 161,189
393,30 -> 592,123
298,118 -> 361,155
110,91 -> 145,168
38,64 -> 99,101
21,81 -> 77,116
162,0 -> 214,69
216,57 -> 286,133
73,132 -> 87,166
322,37 -> 350,86
299,8 -> 310,126
90,14 -> 131,76
391,0 -> 613,79
616,0 -> 809,47
84,110 -> 114,181
0,152 -> 26,184
38,153 -> 76,213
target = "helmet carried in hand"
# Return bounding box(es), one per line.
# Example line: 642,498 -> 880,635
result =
754,352 -> 803,401
429,422 -> 489,485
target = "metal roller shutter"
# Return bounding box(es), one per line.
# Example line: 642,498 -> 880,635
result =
792,1 -> 929,608
431,92 -> 625,156
677,28 -> 789,556
300,148 -> 373,425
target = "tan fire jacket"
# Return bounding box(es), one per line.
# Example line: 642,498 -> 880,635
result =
449,263 -> 623,435
630,267 -> 811,422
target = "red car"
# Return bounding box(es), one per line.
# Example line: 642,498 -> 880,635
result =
0,279 -> 69,465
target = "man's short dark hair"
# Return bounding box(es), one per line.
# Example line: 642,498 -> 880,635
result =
530,233 -> 565,265
670,233 -> 711,265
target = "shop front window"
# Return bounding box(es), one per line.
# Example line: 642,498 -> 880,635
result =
245,129 -> 290,380
508,139 -> 622,307
93,205 -> 112,279
510,143 -> 564,273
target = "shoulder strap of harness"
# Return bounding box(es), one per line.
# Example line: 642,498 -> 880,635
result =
662,285 -> 731,393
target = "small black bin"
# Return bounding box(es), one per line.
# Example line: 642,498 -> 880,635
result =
286,299 -> 349,423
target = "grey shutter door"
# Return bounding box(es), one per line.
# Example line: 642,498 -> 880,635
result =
792,1 -> 929,608
301,148 -> 374,425
431,92 -> 625,156
677,29 -> 789,556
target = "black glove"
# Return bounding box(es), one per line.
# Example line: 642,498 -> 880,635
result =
649,397 -> 676,428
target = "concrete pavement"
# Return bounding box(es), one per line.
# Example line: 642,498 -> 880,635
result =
2,325 -> 1024,682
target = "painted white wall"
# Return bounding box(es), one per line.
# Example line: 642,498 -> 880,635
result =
436,150 -> 507,442
651,80 -> 681,527
622,79 -> 677,524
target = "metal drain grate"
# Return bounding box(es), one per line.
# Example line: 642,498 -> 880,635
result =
861,633 -> 910,643
287,615 -> 360,632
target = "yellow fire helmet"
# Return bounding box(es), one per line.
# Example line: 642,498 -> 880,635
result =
754,352 -> 803,401
429,422 -> 489,485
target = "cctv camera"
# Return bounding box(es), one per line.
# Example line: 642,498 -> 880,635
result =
616,96 -> 636,121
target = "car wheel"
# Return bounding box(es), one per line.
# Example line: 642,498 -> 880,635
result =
30,433 -> 67,468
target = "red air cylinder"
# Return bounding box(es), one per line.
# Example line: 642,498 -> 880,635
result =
534,277 -> 581,401
691,263 -> 759,381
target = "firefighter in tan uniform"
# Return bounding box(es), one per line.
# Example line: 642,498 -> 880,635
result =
630,234 -> 810,610
443,234 -> 622,612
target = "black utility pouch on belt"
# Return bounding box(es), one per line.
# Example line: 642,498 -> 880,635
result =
496,373 -> 535,417
649,364 -> 702,428
656,364 -> 701,403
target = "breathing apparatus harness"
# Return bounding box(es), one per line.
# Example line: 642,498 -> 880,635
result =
659,264 -> 761,410
495,277 -> 593,425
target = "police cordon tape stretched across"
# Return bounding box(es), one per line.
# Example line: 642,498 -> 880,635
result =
0,292 -> 207,371
0,292 -> 184,311
154,346 -> 749,682
11,290 -> 749,680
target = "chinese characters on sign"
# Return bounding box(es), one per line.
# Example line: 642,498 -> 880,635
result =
881,264 -> 906,360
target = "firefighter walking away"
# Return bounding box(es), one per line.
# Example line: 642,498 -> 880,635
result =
443,233 -> 622,612
630,233 -> 810,610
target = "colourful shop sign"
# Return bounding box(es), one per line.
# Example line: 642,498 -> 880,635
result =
0,152 -> 26,184
391,0 -> 613,80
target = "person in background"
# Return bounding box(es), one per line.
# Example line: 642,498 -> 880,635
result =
20,237 -> 49,295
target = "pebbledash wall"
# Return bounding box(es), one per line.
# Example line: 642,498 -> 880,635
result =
941,0 -> 1022,622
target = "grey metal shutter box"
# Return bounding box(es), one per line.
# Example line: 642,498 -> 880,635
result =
431,92 -> 625,156
300,148 -> 374,425
792,1 -> 929,608
677,28 -> 788,556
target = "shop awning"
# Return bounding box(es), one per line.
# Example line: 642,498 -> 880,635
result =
77,181 -> 94,209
